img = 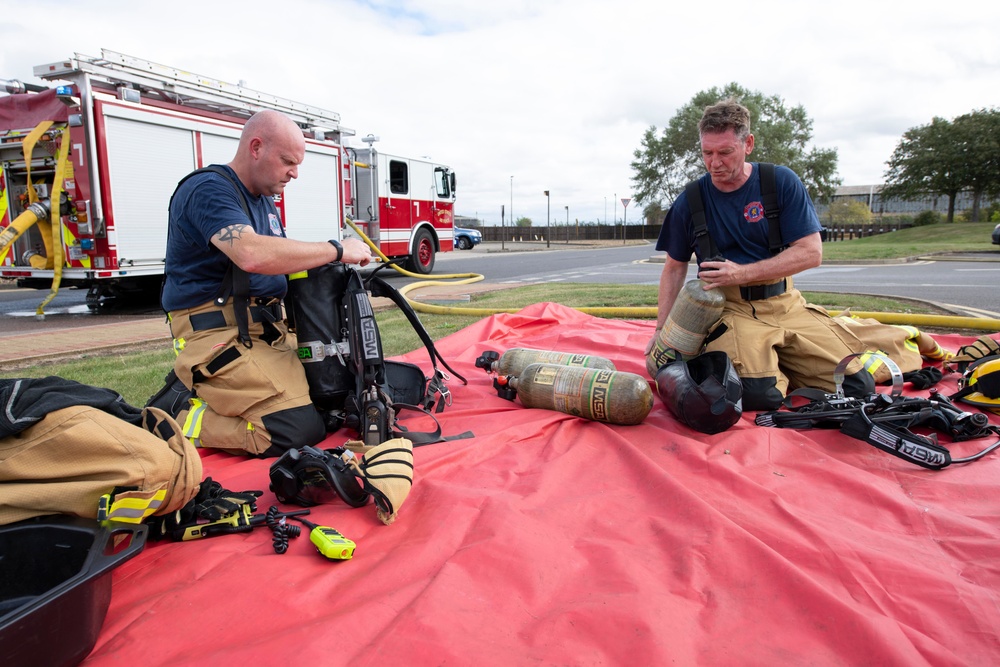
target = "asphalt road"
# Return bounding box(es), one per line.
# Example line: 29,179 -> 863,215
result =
413,242 -> 1000,318
2,242 -> 999,336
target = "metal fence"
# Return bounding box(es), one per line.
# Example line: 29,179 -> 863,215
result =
477,224 -> 661,243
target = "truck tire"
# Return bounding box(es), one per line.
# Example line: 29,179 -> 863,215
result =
407,228 -> 436,274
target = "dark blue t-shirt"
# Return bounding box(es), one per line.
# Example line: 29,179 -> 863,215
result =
161,165 -> 288,311
655,163 -> 821,265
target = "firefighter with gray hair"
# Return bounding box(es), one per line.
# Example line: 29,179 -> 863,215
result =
647,98 -> 877,413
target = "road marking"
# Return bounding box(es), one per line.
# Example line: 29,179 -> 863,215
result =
942,303 -> 1000,319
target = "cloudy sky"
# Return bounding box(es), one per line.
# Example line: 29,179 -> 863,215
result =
2,0 -> 997,226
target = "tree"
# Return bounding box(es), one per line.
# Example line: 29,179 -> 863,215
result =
630,83 -> 840,217
515,216 -> 532,227
951,108 -> 1000,222
882,117 -> 967,223
827,199 -> 871,233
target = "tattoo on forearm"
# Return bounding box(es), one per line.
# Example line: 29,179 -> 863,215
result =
216,224 -> 250,246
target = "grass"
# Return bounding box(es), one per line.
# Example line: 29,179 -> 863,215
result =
8,282 -> 952,407
821,221 -> 997,261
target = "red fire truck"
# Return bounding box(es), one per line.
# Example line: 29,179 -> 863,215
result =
0,50 -> 456,308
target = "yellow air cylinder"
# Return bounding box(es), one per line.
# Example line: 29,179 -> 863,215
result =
499,363 -> 653,425
476,347 -> 617,377
646,279 -> 724,377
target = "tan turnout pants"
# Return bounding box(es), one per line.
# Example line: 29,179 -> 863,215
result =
0,406 -> 202,525
169,299 -> 325,456
705,284 -> 874,409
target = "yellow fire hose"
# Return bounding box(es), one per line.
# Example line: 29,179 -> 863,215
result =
344,217 -> 1000,331
34,126 -> 72,318
0,121 -> 72,318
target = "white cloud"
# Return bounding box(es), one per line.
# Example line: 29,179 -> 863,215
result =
2,0 -> 997,225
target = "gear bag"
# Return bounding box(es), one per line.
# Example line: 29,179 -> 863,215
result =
286,262 -> 468,447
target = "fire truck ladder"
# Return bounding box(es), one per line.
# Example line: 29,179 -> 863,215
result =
34,49 -> 348,134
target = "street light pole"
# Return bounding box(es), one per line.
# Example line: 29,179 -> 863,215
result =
510,176 -> 514,229
565,205 -> 569,244
544,190 -> 550,249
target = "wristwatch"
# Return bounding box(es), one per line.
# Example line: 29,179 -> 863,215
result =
328,239 -> 344,263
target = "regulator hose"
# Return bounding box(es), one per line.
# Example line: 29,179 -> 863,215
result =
344,218 -> 1000,330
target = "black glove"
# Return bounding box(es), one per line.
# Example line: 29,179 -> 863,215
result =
191,477 -> 263,521
903,366 -> 943,390
145,478 -> 263,540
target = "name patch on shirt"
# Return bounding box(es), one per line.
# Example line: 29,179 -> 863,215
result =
744,202 -> 765,223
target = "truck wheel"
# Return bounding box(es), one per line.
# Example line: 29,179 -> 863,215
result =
407,229 -> 436,274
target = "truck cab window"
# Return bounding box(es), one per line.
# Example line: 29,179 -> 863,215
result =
389,160 -> 408,195
435,167 -> 451,198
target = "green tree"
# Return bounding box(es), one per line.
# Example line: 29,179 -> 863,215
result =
630,83 -> 840,217
515,216 -> 532,227
827,199 -> 871,234
879,111 -> 1000,223
951,108 -> 1000,222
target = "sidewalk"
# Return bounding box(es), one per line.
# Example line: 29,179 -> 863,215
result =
0,317 -> 171,369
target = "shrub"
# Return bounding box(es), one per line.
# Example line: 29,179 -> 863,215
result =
913,210 -> 942,226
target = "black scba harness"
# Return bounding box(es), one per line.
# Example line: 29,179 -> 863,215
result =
286,261 -> 470,448
756,354 -> 1000,469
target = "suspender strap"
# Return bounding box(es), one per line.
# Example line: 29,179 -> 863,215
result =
172,166 -> 258,347
758,162 -> 785,255
684,180 -> 719,263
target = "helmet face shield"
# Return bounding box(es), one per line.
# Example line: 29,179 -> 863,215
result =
656,351 -> 743,434
269,446 -> 370,508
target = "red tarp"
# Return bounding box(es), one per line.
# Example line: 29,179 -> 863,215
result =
86,303 -> 1000,666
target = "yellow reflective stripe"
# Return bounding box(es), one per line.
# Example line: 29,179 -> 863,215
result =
184,397 -> 207,441
288,271 -> 308,280
247,421 -> 255,432
172,337 -> 185,355
107,489 -> 167,524
859,350 -> 885,376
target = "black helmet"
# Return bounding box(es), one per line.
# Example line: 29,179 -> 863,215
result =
655,351 -> 743,434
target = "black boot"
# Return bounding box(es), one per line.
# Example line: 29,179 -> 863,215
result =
145,370 -> 194,419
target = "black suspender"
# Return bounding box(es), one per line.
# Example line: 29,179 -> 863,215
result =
685,179 -> 720,264
168,166 -> 264,348
757,162 -> 785,254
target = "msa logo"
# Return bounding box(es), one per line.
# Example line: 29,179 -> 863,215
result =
590,370 -> 614,422
360,318 -> 379,360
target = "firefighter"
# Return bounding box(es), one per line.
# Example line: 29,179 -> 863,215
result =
648,98 -> 877,411
157,110 -> 374,456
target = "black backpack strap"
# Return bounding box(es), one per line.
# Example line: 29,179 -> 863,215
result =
758,162 -> 785,255
172,166 -> 255,347
366,273 -> 468,388
684,180 -> 720,264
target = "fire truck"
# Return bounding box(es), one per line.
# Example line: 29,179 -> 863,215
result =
0,50 -> 457,308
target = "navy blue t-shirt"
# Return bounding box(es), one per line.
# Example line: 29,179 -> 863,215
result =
161,165 -> 288,312
655,163 -> 821,265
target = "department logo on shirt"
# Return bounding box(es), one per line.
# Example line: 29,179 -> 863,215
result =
744,202 -> 765,223
268,213 -> 283,236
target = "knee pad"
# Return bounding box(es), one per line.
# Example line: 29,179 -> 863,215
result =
740,376 -> 785,412
261,404 -> 327,457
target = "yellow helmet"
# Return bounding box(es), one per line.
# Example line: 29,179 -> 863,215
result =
952,355 -> 1000,413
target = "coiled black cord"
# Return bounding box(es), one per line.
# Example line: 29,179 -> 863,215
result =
266,505 -> 302,554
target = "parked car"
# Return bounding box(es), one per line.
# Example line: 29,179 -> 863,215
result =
454,226 -> 483,250
993,222 -> 1000,245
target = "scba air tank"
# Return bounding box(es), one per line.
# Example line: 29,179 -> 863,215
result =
476,347 -> 617,377
646,279 -> 724,377
498,363 -> 654,425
